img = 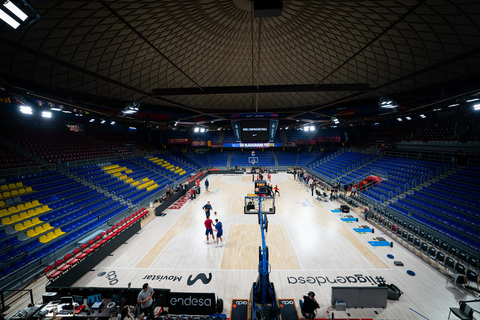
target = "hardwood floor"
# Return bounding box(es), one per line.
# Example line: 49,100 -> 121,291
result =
7,173 -> 476,319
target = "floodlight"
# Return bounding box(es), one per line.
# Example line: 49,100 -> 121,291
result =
62,110 -> 72,113
466,98 -> 479,103
110,121 -> 115,125
194,127 -> 199,133
129,127 -> 136,130
41,111 -> 51,118
379,97 -> 398,108
200,128 -> 205,133
19,106 -> 32,114
89,119 -> 95,122
406,116 -> 411,120
50,107 -> 62,111
310,126 -> 315,131
474,104 -> 480,111
397,118 -> 403,121
420,114 -> 426,118
101,120 -> 106,124
303,126 -> 309,131
4,1 -> 27,21
0,8 -> 19,29
448,103 -> 459,108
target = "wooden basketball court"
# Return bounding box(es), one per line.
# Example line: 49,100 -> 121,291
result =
73,173 -> 473,319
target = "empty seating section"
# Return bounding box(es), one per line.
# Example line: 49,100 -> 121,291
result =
231,150 -> 275,167
409,122 -> 456,141
388,166 -> 480,251
283,129 -> 312,142
0,144 -> 39,169
208,150 -> 229,167
1,127 -> 116,163
276,150 -> 298,167
356,157 -> 449,202
0,169 -> 132,283
310,152 -> 375,181
85,131 -> 135,156
95,162 -> 162,204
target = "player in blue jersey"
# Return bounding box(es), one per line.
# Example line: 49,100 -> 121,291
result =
214,219 -> 223,247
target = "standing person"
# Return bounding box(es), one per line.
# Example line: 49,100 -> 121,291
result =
252,174 -> 255,182
310,182 -> 315,196
165,184 -> 169,195
203,201 -> 213,218
190,188 -> 195,200
274,185 -> 280,196
205,179 -> 210,192
267,173 -> 271,183
204,216 -> 215,244
300,291 -> 320,320
214,218 -> 223,247
343,183 -> 349,197
351,184 -> 357,197
137,283 -> 155,320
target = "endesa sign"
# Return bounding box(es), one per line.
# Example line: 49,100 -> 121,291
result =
168,292 -> 216,315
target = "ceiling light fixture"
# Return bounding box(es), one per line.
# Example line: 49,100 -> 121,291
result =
466,98 -> 479,103
4,1 -> 27,20
420,114 -> 426,118
0,8 -> 19,29
473,104 -> 480,111
19,105 -> 32,114
378,97 -> 398,109
397,118 -> 403,121
41,111 -> 51,118
110,121 -> 115,125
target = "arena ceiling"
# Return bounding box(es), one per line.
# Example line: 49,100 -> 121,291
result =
1,0 -> 480,127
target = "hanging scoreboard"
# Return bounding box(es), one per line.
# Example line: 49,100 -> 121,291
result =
255,180 -> 268,194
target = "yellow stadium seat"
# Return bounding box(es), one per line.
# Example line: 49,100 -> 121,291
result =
54,229 -> 65,236
1,185 -> 8,191
14,222 -> 25,231
46,232 -> 56,241
8,206 -> 18,214
34,207 -> 43,215
19,212 -> 29,220
18,188 -> 26,194
0,200 -> 4,207
1,217 -> 12,225
25,187 -> 33,193
15,182 -> 23,188
24,202 -> 32,209
9,214 -> 20,224
16,204 -> 25,212
32,200 -> 40,207
26,229 -> 36,238
31,217 -> 42,226
0,208 -> 8,217
23,220 -> 33,229
34,226 -> 43,235
3,191 -> 11,198
43,223 -> 53,231
8,183 -> 15,189
39,235 -> 49,243
41,205 -> 50,212
11,190 -> 18,196
27,209 -> 36,217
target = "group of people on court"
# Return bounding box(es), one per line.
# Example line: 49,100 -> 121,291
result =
202,200 -> 223,247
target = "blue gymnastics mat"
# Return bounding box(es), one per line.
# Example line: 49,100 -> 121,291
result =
354,228 -> 372,233
341,218 -> 357,221
331,210 -> 342,212
368,241 -> 391,247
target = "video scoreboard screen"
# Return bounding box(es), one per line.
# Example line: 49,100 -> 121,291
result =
241,120 -> 270,142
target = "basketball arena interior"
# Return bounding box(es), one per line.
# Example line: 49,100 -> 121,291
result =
1,1 -> 480,319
